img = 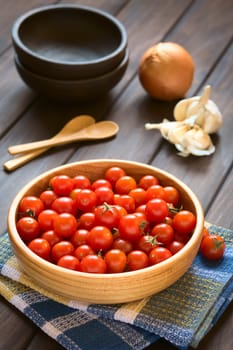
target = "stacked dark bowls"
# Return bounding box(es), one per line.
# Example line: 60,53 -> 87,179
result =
12,5 -> 128,101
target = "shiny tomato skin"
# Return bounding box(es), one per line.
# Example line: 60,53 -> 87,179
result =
50,175 -> 74,196
75,189 -> 97,212
70,229 -> 89,247
73,175 -> 91,189
145,185 -> 166,202
18,196 -> 44,217
38,209 -> 58,231
78,212 -> 96,230
167,240 -> 184,255
163,186 -> 180,206
200,234 -> 225,260
172,210 -> 196,235
112,237 -> 133,254
80,254 -> 107,273
57,255 -> 80,271
104,249 -> 127,273
92,179 -> 112,191
74,244 -> 94,260
16,217 -> 40,241
41,230 -> 61,247
115,176 -> 137,195
151,223 -> 174,245
51,197 -> 76,214
51,241 -> 75,262
127,250 -> 149,271
136,235 -> 157,254
145,198 -> 169,224
53,213 -> 78,238
94,204 -> 120,229
94,186 -> 114,205
118,214 -> 142,242
39,190 -> 57,209
87,226 -> 113,251
104,166 -> 126,187
28,238 -> 51,260
149,247 -> 172,265
114,194 -> 135,213
129,188 -> 147,207
138,175 -> 159,190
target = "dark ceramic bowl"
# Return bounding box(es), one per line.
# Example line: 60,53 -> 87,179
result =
14,50 -> 128,101
12,4 -> 128,80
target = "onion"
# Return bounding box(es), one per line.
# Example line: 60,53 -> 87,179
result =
139,42 -> 195,101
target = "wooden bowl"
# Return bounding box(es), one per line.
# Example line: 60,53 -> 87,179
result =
12,4 -> 128,80
8,159 -> 204,304
14,51 -> 128,101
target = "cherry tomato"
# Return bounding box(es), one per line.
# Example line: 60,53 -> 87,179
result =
38,209 -> 58,231
80,254 -> 107,273
104,166 -> 126,187
149,247 -> 172,265
118,214 -> 142,242
115,175 -> 137,194
74,189 -> 97,212
53,213 -> 78,238
200,234 -> 225,260
39,190 -> 57,208
138,175 -> 159,190
28,238 -> 51,260
112,237 -> 133,254
135,204 -> 146,215
74,244 -> 94,260
114,205 -> 128,218
94,203 -> 120,229
136,235 -> 158,254
127,250 -> 149,271
92,178 -> 112,191
51,241 -> 75,262
18,196 -> 44,218
57,255 -> 80,271
73,175 -> 91,189
87,226 -> 113,251
41,230 -> 61,246
172,210 -> 196,235
16,217 -> 40,241
70,229 -> 89,247
51,197 -> 76,214
78,212 -> 96,230
167,241 -> 184,255
94,186 -> 114,205
151,223 -> 174,245
145,185 -> 166,202
114,194 -> 135,213
163,186 -> 180,206
104,249 -> 127,273
145,198 -> 168,224
129,188 -> 147,207
50,175 -> 74,196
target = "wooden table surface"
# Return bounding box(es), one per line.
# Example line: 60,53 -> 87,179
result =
0,0 -> 233,349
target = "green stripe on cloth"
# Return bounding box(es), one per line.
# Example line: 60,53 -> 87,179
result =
0,224 -> 233,349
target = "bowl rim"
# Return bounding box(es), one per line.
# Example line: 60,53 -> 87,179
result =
8,159 -> 204,281
14,48 -> 129,84
12,4 -> 128,67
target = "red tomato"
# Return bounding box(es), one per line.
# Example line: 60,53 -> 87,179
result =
50,175 -> 74,196
104,166 -> 126,187
70,229 -> 89,247
57,255 -> 80,271
138,175 -> 159,190
51,197 -> 76,214
127,250 -> 149,271
53,213 -> 78,238
115,176 -> 137,194
39,190 -> 57,209
151,223 -> 174,245
18,196 -> 44,218
136,235 -> 157,254
51,241 -> 75,262
78,212 -> 96,230
114,205 -> 128,218
16,217 -> 40,241
118,214 -> 142,242
94,186 -> 114,205
114,194 -> 135,213
167,241 -> 184,255
112,237 -> 133,254
145,198 -> 168,224
38,209 -> 58,231
149,247 -> 172,265
74,244 -> 94,260
94,203 -> 120,229
172,210 -> 196,235
41,230 -> 61,246
135,204 -> 146,215
73,175 -> 91,189
74,189 -> 97,212
129,188 -> 147,207
28,238 -> 51,260
92,178 -> 112,191
200,234 -> 225,260
163,186 -> 180,206
104,249 -> 127,273
145,185 -> 166,202
80,254 -> 107,273
87,226 -> 113,251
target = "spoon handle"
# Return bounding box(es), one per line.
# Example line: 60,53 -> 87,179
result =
4,148 -> 50,172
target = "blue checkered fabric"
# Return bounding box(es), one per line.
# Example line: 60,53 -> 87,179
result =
0,224 -> 232,350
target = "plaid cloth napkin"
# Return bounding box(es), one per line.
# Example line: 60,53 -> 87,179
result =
0,223 -> 233,350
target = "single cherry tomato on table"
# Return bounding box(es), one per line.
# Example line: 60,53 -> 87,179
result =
200,234 -> 225,260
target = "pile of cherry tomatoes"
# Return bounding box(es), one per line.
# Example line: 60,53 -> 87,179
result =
16,166 -> 225,274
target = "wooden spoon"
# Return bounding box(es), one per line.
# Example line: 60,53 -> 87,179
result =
8,120 -> 119,155
4,115 -> 95,171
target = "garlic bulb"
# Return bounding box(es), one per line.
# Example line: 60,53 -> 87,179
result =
174,85 -> 222,134
145,119 -> 215,157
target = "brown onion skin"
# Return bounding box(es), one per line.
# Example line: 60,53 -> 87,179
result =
139,42 -> 195,101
